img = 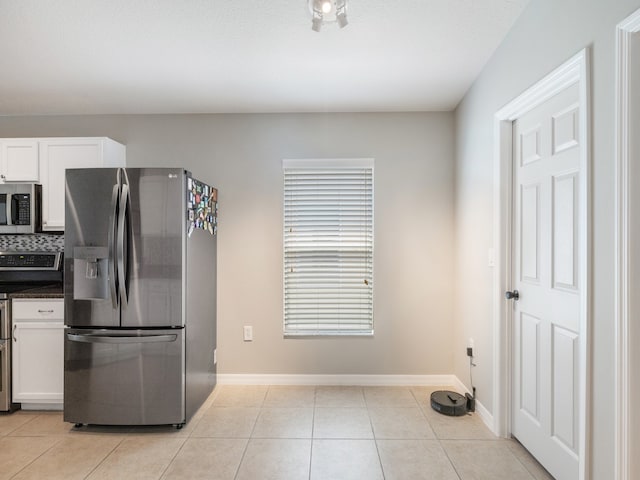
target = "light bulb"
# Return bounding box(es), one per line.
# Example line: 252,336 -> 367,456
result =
321,1 -> 332,13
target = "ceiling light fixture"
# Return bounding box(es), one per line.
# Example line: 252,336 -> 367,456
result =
309,0 -> 348,32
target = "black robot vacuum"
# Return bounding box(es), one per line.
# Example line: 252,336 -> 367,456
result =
430,390 -> 475,416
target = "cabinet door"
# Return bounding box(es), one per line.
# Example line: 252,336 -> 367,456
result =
12,322 -> 64,403
0,140 -> 39,182
40,139 -> 102,230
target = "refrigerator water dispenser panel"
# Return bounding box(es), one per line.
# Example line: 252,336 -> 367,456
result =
73,246 -> 109,300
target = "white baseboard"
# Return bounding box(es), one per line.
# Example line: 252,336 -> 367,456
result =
217,374 -> 458,387
20,403 -> 63,411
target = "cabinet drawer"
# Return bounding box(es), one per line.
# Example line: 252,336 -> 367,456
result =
12,299 -> 63,321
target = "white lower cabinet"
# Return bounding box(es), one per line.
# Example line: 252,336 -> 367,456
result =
12,299 -> 64,409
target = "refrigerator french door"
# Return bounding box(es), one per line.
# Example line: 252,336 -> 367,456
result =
64,168 -> 217,427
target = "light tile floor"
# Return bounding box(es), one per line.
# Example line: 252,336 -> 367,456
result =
0,385 -> 554,480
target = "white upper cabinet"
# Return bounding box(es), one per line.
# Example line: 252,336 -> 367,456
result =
0,137 -> 126,231
0,140 -> 40,182
40,138 -> 126,230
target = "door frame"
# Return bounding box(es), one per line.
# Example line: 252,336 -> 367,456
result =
492,48 -> 591,480
615,8 -> 640,480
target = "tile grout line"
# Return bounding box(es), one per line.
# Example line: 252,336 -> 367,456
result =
8,434 -> 65,480
372,437 -> 387,479
412,387 -> 438,439
232,384 -> 269,480
5,413 -> 40,437
81,435 -> 127,480
309,386 -> 317,480
231,437 -> 252,480
410,387 -> 463,480
437,438 -> 464,480
364,387 -> 387,479
156,436 -> 189,480
505,441 -> 544,480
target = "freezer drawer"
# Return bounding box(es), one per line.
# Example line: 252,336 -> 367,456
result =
64,328 -> 185,426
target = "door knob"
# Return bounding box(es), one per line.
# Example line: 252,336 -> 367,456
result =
505,290 -> 519,300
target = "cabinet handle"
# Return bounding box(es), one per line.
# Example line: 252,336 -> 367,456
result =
13,325 -> 16,342
38,309 -> 54,314
0,174 -> 5,179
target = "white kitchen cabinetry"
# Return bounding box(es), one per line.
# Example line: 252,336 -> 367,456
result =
12,299 -> 64,409
0,137 -> 126,230
40,138 -> 126,230
0,140 -> 40,183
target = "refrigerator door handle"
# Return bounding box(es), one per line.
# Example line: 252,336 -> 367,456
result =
66,333 -> 178,344
117,183 -> 130,304
108,183 -> 120,309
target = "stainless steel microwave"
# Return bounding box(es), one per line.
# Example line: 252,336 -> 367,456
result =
0,184 -> 42,234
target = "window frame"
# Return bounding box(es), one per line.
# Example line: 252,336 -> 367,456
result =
282,158 -> 374,337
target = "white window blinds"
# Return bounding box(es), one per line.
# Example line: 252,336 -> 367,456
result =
283,159 -> 374,336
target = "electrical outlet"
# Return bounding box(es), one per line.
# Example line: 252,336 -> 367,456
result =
243,326 -> 253,342
467,347 -> 473,357
487,248 -> 495,267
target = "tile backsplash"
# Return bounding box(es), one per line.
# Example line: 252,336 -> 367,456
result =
0,234 -> 64,252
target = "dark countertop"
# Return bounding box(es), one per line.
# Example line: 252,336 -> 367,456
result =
9,285 -> 64,299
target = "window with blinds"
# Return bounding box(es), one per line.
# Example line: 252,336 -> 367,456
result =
283,158 -> 374,336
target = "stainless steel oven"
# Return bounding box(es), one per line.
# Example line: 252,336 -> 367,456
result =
0,251 -> 63,412
0,184 -> 42,234
0,298 -> 15,412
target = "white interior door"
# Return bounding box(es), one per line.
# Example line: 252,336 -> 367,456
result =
628,30 -> 640,480
512,83 -> 581,480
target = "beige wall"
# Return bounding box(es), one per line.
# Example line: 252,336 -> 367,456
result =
453,0 -> 640,477
0,112 -> 455,375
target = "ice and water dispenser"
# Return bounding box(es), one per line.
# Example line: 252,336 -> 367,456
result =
73,247 -> 109,300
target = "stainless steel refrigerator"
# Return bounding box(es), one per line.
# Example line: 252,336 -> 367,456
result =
64,167 -> 218,427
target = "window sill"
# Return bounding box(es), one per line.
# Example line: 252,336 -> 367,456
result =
284,331 -> 374,339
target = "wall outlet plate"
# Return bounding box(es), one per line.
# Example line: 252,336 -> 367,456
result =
243,326 -> 253,342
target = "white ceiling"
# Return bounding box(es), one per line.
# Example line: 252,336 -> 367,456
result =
0,0 -> 529,115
